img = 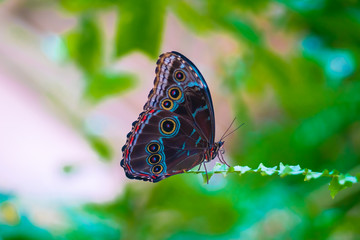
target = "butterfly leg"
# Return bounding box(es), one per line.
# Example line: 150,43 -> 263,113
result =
203,162 -> 209,184
218,151 -> 230,167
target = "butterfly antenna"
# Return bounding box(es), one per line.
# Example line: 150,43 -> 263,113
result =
221,123 -> 245,140
220,118 -> 237,141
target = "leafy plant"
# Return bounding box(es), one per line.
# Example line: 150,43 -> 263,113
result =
187,162 -> 359,198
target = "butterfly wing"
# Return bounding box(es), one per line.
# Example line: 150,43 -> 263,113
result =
121,52 -> 216,182
145,51 -> 215,143
121,109 -> 208,182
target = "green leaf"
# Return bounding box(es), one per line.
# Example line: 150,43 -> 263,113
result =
87,135 -> 113,161
85,70 -> 136,102
233,165 -> 251,175
115,0 -> 166,59
279,163 -> 293,177
329,169 -> 340,176
338,174 -> 357,185
214,162 -> 229,177
322,169 -> 330,176
328,174 -> 356,198
64,13 -> 103,74
289,165 -> 305,174
202,171 -> 213,184
304,170 -> 323,181
256,163 -> 277,176
329,177 -> 345,199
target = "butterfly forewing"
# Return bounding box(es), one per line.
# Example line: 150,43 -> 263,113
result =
145,52 -> 215,142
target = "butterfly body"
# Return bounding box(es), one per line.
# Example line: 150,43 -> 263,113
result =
121,51 -> 224,182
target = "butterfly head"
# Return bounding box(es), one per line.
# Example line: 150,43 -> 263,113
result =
208,141 -> 225,160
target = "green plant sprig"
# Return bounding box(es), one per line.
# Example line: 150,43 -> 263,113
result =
186,162 -> 359,198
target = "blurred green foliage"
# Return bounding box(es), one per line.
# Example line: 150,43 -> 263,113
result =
115,0 -> 166,58
84,70 -> 135,101
64,14 -> 103,74
63,13 -> 136,103
1,0 -> 360,239
86,135 -> 113,161
86,177 -> 239,240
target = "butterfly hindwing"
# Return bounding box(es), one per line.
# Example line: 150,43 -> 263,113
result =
121,109 -> 207,182
121,52 -> 216,182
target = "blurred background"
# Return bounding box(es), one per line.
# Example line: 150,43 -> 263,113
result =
0,0 -> 360,239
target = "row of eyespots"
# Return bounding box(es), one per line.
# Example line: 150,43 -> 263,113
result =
160,87 -> 182,111
144,117 -> 180,174
160,69 -> 186,111
145,141 -> 165,174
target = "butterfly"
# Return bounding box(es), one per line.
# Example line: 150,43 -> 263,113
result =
121,51 -> 231,183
